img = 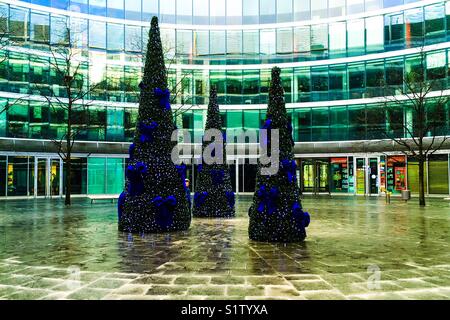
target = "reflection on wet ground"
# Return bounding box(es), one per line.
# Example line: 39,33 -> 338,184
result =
0,196 -> 449,299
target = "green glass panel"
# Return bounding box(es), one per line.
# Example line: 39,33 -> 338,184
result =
88,157 -> 106,194
106,158 -> 124,194
407,158 -> 428,194
428,155 -> 449,194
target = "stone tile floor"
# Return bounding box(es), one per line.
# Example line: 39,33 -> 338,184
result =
0,195 -> 449,300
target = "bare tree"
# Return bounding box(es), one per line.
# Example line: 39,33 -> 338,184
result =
35,24 -> 102,205
373,47 -> 449,206
125,31 -> 199,119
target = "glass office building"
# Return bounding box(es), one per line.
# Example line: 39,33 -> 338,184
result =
0,0 -> 449,197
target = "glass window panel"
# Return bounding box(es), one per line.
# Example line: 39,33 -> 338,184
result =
227,0 -> 242,24
31,12 -> 49,44
177,0 -> 192,24
385,57 -> 404,92
428,154 -> 449,194
260,29 -> 276,56
7,156 -> 30,196
259,69 -> 271,103
69,0 -> 88,14
107,23 -> 124,51
7,100 -> 29,138
348,63 -> 366,98
227,30 -> 242,55
366,16 -> 384,53
260,0 -> 276,24
296,108 -> 312,142
0,155 -> 6,196
125,25 -> 141,52
50,15 -> 68,44
89,0 -> 106,16
330,106 -> 348,140
161,29 -> 176,58
277,0 -> 292,22
88,158 -> 106,194
210,31 -> 225,55
366,104 -> 386,138
242,0 -> 259,24
243,70 -> 259,104
329,65 -> 347,100
244,110 -> 260,130
125,0 -> 141,20
227,70 -> 242,104
311,24 -> 328,57
193,0 -> 209,24
293,0 -> 310,20
243,30 -> 259,55
106,158 -> 124,194
426,50 -> 446,81
329,22 -> 346,57
311,67 -> 328,101
194,31 -> 209,56
312,107 -> 329,141
210,70 -> 226,104
365,0 -> 383,11
107,0 -> 124,18
366,60 -> 385,97
210,0 -> 226,25
311,0 -> 327,19
405,8 -> 424,47
329,0 -> 345,17
176,30 -> 192,55
425,3 -> 446,43
70,17 -> 88,49
383,0 -> 402,7
9,7 -> 29,43
348,105 -> 366,140
161,0 -> 176,23
294,67 -> 311,102
276,28 -> 293,55
89,21 -> 106,48
385,13 -> 405,50
281,69 -> 293,103
142,0 -> 158,21
347,19 -> 365,55
226,111 -> 242,130
347,0 -> 364,14
293,27 -> 310,59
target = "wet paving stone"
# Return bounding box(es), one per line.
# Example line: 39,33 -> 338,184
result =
0,196 -> 449,299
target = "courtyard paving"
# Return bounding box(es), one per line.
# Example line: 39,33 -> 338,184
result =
0,195 -> 449,300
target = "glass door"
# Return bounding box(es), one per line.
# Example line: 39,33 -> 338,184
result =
36,158 -> 47,196
50,159 -> 60,197
368,157 -> 379,195
355,158 -> 366,195
315,160 -> 329,193
302,160 -> 314,192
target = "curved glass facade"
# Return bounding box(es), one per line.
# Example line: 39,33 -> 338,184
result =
0,0 -> 449,196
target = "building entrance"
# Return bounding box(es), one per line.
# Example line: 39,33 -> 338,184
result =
301,159 -> 329,194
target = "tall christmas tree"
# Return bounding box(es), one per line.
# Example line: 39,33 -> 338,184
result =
192,87 -> 235,218
118,17 -> 191,233
248,67 -> 310,242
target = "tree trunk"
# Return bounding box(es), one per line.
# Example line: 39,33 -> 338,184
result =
65,104 -> 72,206
418,158 -> 426,206
65,154 -> 71,206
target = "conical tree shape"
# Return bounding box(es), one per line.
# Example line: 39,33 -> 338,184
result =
248,67 -> 310,242
193,88 -> 235,217
118,17 -> 191,233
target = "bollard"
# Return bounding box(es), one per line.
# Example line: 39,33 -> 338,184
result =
385,192 -> 391,204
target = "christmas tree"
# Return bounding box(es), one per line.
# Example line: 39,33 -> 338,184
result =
248,67 -> 310,242
118,17 -> 191,233
192,87 -> 235,218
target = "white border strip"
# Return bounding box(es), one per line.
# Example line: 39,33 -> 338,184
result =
5,41 -> 450,70
2,89 -> 450,110
0,0 -> 444,30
